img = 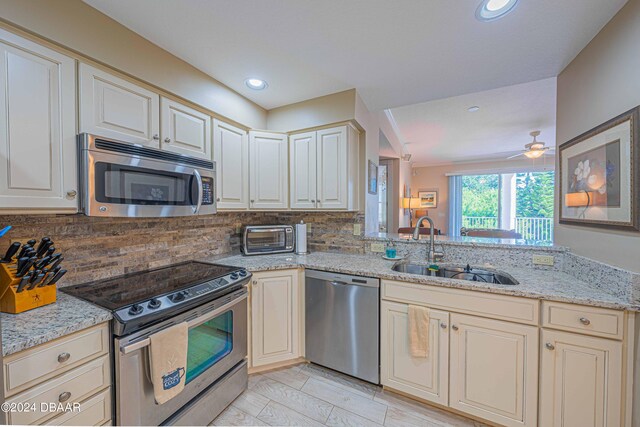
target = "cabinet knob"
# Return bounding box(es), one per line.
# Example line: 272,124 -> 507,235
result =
451,325 -> 459,331
579,317 -> 591,325
250,200 -> 255,203
311,200 -> 315,203
152,134 -> 159,140
545,342 -> 555,350
58,391 -> 71,403
440,323 -> 447,329
164,137 -> 171,143
66,190 -> 77,199
57,352 -> 71,363
216,198 -> 221,202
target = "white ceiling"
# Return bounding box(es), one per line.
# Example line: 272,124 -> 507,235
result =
83,0 -> 626,111
389,78 -> 557,166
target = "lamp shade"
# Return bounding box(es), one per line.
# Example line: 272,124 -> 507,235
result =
402,197 -> 422,209
565,191 -> 591,207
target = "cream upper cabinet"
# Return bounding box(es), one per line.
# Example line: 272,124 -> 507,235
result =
289,125 -> 359,211
250,269 -> 301,367
289,131 -> 317,209
249,131 -> 288,209
160,97 -> 211,160
449,313 -> 538,427
539,329 -> 622,427
380,301 -> 449,406
0,29 -> 78,211
79,63 -> 160,148
213,119 -> 249,209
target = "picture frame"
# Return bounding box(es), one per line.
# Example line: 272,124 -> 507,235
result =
558,106 -> 640,231
418,190 -> 438,208
368,160 -> 378,195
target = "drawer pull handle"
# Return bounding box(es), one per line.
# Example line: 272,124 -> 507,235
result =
57,352 -> 71,363
451,325 -> 459,331
440,323 -> 447,329
58,391 -> 71,403
579,317 -> 591,325
545,342 -> 555,350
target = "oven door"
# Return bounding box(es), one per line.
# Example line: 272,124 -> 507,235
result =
80,135 -> 216,217
115,289 -> 247,426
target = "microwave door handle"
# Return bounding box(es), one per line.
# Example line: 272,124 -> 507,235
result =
192,169 -> 203,214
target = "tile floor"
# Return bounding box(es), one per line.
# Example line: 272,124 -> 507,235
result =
212,363 -> 488,426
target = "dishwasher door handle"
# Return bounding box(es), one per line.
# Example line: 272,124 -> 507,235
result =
329,280 -> 349,286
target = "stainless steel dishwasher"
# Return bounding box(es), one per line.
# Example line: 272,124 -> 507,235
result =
305,269 -> 380,384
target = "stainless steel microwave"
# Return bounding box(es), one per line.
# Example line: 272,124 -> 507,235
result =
242,225 -> 294,255
78,133 -> 216,217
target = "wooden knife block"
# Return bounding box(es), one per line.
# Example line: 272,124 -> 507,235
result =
0,262 -> 56,314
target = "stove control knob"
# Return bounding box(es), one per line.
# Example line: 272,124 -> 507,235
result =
170,292 -> 185,303
128,304 -> 143,316
230,273 -> 239,280
238,270 -> 247,277
148,298 -> 162,309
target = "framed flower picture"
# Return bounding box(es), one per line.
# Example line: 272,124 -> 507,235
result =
558,106 -> 639,231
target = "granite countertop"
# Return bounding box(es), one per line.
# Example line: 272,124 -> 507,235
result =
211,252 -> 639,311
1,293 -> 112,357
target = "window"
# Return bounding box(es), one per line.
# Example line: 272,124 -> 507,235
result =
378,163 -> 388,232
456,171 -> 554,242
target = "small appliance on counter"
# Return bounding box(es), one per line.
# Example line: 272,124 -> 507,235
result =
0,237 -> 67,313
242,225 -> 294,255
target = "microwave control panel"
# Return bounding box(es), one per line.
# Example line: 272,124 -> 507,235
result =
202,177 -> 214,205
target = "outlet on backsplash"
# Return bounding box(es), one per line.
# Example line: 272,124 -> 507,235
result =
353,224 -> 361,235
533,254 -> 554,266
370,243 -> 385,253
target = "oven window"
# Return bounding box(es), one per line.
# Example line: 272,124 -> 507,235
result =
185,311 -> 233,384
94,162 -> 197,206
246,230 -> 286,252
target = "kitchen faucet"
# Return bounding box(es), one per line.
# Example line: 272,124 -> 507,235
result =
413,215 -> 444,263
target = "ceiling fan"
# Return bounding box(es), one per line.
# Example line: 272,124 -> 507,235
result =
507,131 -> 554,159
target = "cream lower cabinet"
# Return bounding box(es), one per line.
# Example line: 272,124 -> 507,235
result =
449,313 -> 539,427
539,329 -> 623,427
249,269 -> 301,367
0,28 -> 78,211
380,301 -> 449,405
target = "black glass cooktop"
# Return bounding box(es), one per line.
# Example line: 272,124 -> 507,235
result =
61,261 -> 240,310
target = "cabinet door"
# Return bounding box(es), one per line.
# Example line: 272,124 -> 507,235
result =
540,329 -> 622,427
449,313 -> 538,427
289,132 -> 317,209
250,270 -> 300,367
249,131 -> 288,209
213,120 -> 249,209
0,29 -> 77,211
79,63 -> 160,147
380,301 -> 449,405
160,97 -> 211,159
316,126 -> 348,209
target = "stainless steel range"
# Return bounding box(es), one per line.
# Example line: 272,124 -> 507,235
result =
61,261 -> 250,426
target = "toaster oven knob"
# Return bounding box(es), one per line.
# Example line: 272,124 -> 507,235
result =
238,270 -> 247,277
170,292 -> 185,303
148,298 -> 162,309
128,304 -> 144,316
230,273 -> 239,280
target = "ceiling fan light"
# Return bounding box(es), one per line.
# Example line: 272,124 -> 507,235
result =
524,149 -> 545,159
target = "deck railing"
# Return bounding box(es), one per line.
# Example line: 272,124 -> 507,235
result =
462,216 -> 554,242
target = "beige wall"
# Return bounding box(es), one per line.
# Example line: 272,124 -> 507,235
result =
266,89 -> 356,132
555,0 -> 640,272
0,0 -> 267,129
411,158 -> 554,234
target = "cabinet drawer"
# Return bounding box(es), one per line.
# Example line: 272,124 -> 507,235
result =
45,388 -> 112,426
5,355 -> 111,425
542,301 -> 624,339
382,280 -> 539,325
4,324 -> 109,397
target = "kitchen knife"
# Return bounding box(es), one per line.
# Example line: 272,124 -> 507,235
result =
16,272 -> 32,293
15,256 -> 30,272
34,237 -> 51,257
46,269 -> 67,286
41,266 -> 59,286
36,268 -> 49,287
17,244 -> 33,259
35,256 -> 51,270
27,273 -> 45,290
36,240 -> 53,258
26,239 -> 37,246
1,242 -> 21,263
16,257 -> 36,277
45,246 -> 56,257
49,256 -> 64,271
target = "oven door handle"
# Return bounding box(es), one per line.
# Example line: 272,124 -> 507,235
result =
192,169 -> 203,214
119,293 -> 247,355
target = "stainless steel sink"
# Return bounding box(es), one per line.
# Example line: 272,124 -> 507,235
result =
392,263 -> 519,285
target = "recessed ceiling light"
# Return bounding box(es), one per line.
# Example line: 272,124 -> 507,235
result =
468,106 -> 480,112
476,0 -> 519,21
245,78 -> 268,90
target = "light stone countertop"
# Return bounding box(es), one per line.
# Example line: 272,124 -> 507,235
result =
1,292 -> 112,357
211,252 -> 639,311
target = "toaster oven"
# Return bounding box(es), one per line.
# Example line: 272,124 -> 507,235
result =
242,225 -> 294,255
